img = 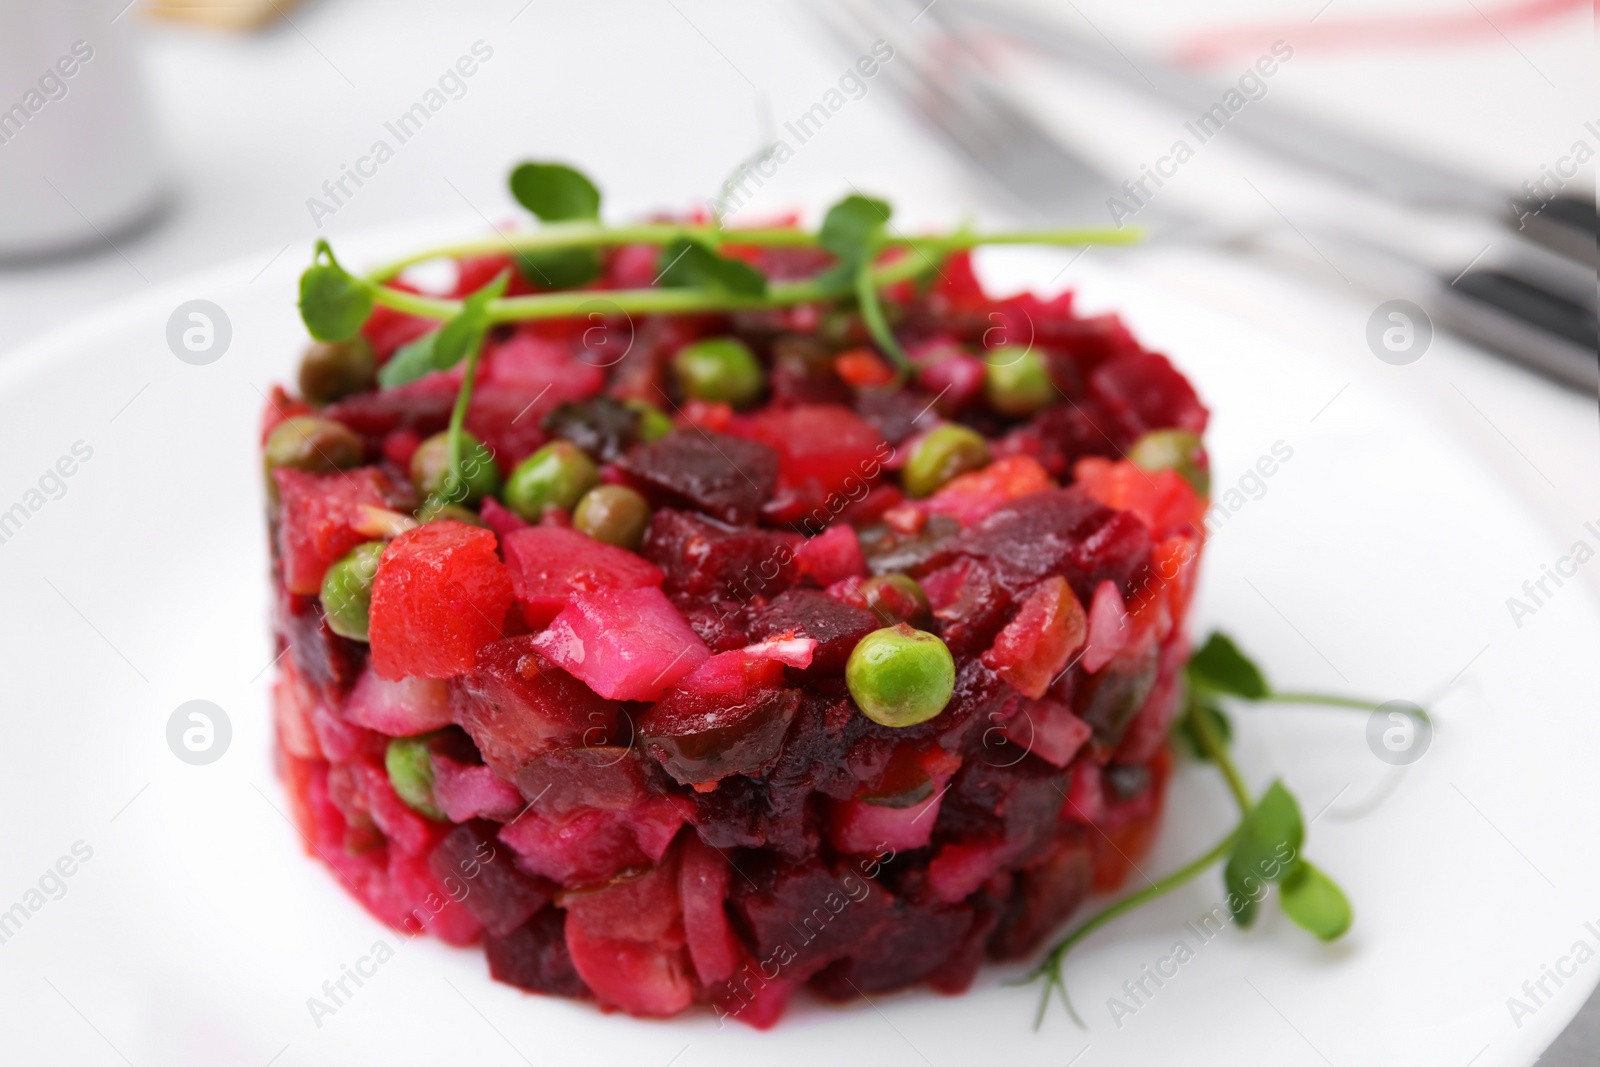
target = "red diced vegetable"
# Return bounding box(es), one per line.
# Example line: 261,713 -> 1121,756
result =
369,521 -> 514,680
502,526 -> 664,627
530,587 -> 709,701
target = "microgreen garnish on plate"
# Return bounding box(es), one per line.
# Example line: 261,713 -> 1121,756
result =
295,160 -> 1137,529
1020,632 -> 1415,1028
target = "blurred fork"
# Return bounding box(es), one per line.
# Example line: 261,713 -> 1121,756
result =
809,0 -> 1236,238
810,0 -> 1598,389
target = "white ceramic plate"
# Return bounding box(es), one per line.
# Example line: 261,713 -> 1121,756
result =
1,228 -> 1595,1067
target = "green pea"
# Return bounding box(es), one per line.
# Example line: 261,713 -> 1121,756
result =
1129,429 -> 1210,495
573,484 -> 651,550
320,541 -> 385,641
860,574 -> 931,627
411,430 -> 500,506
672,337 -> 764,407
903,424 -> 990,498
264,415 -> 363,477
385,736 -> 444,820
623,398 -> 674,443
984,348 -> 1055,416
503,440 -> 599,521
845,624 -> 956,728
298,337 -> 376,405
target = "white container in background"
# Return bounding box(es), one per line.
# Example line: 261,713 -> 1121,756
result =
0,1 -> 167,259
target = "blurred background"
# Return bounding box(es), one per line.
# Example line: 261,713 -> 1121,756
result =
0,0 -> 1593,1058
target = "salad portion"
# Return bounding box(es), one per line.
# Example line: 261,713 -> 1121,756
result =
263,163 -> 1353,1028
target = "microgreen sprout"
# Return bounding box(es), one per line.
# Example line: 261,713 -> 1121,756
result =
1017,631 -> 1417,1028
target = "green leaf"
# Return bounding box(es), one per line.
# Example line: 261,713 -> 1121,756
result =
298,243 -> 373,341
1230,780 -> 1305,890
819,193 -> 891,271
1188,632 -> 1270,700
656,238 -> 767,296
378,329 -> 443,388
376,270 -> 509,388
509,162 -> 601,221
1176,699 -> 1232,761
517,247 -> 602,289
1224,855 -> 1262,928
1280,861 -> 1352,941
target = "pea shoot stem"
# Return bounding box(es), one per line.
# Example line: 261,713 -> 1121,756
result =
1021,694 -> 1259,1028
355,227 -> 1141,327
1020,827 -> 1239,1029
364,222 -> 1139,283
853,259 -> 913,374
1188,695 -> 1254,815
1266,691 -> 1432,725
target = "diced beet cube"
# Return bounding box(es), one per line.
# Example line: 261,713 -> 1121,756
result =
808,903 -> 975,998
859,513 -> 960,577
713,972 -> 799,1030
464,389 -> 551,477
851,387 -> 940,447
679,835 -> 740,986
938,753 -> 1072,850
744,589 -> 877,675
1088,351 -> 1208,440
1061,758 -> 1105,825
829,747 -> 960,854
274,467 -> 393,594
511,747 -> 653,818
916,347 -> 985,412
920,488 -> 1153,606
273,673 -> 320,761
615,429 -> 778,526
369,522 -> 514,680
1080,579 -> 1129,673
478,497 -> 530,541
927,838 -> 1012,904
988,838 -> 1094,960
928,558 -> 1016,657
530,587 -> 709,701
324,373 -> 456,444
309,700 -> 379,763
431,755 -> 524,822
562,853 -> 682,942
354,760 -> 443,858
731,858 -> 892,982
362,299 -> 435,361
482,327 -> 605,398
641,687 -> 801,787
387,849 -> 484,945
498,797 -> 685,886
689,775 -> 814,860
343,669 -> 454,736
449,636 -> 619,781
737,404 -> 890,506
502,526 -> 664,628
429,821 -> 554,937
925,454 -> 1054,527
485,907 -> 590,998
1074,456 -> 1205,538
1004,698 -> 1093,769
564,922 -> 695,1018
642,509 -> 801,605
541,397 -> 640,462
793,524 -> 867,585
276,589 -> 365,703
981,577 -> 1087,699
